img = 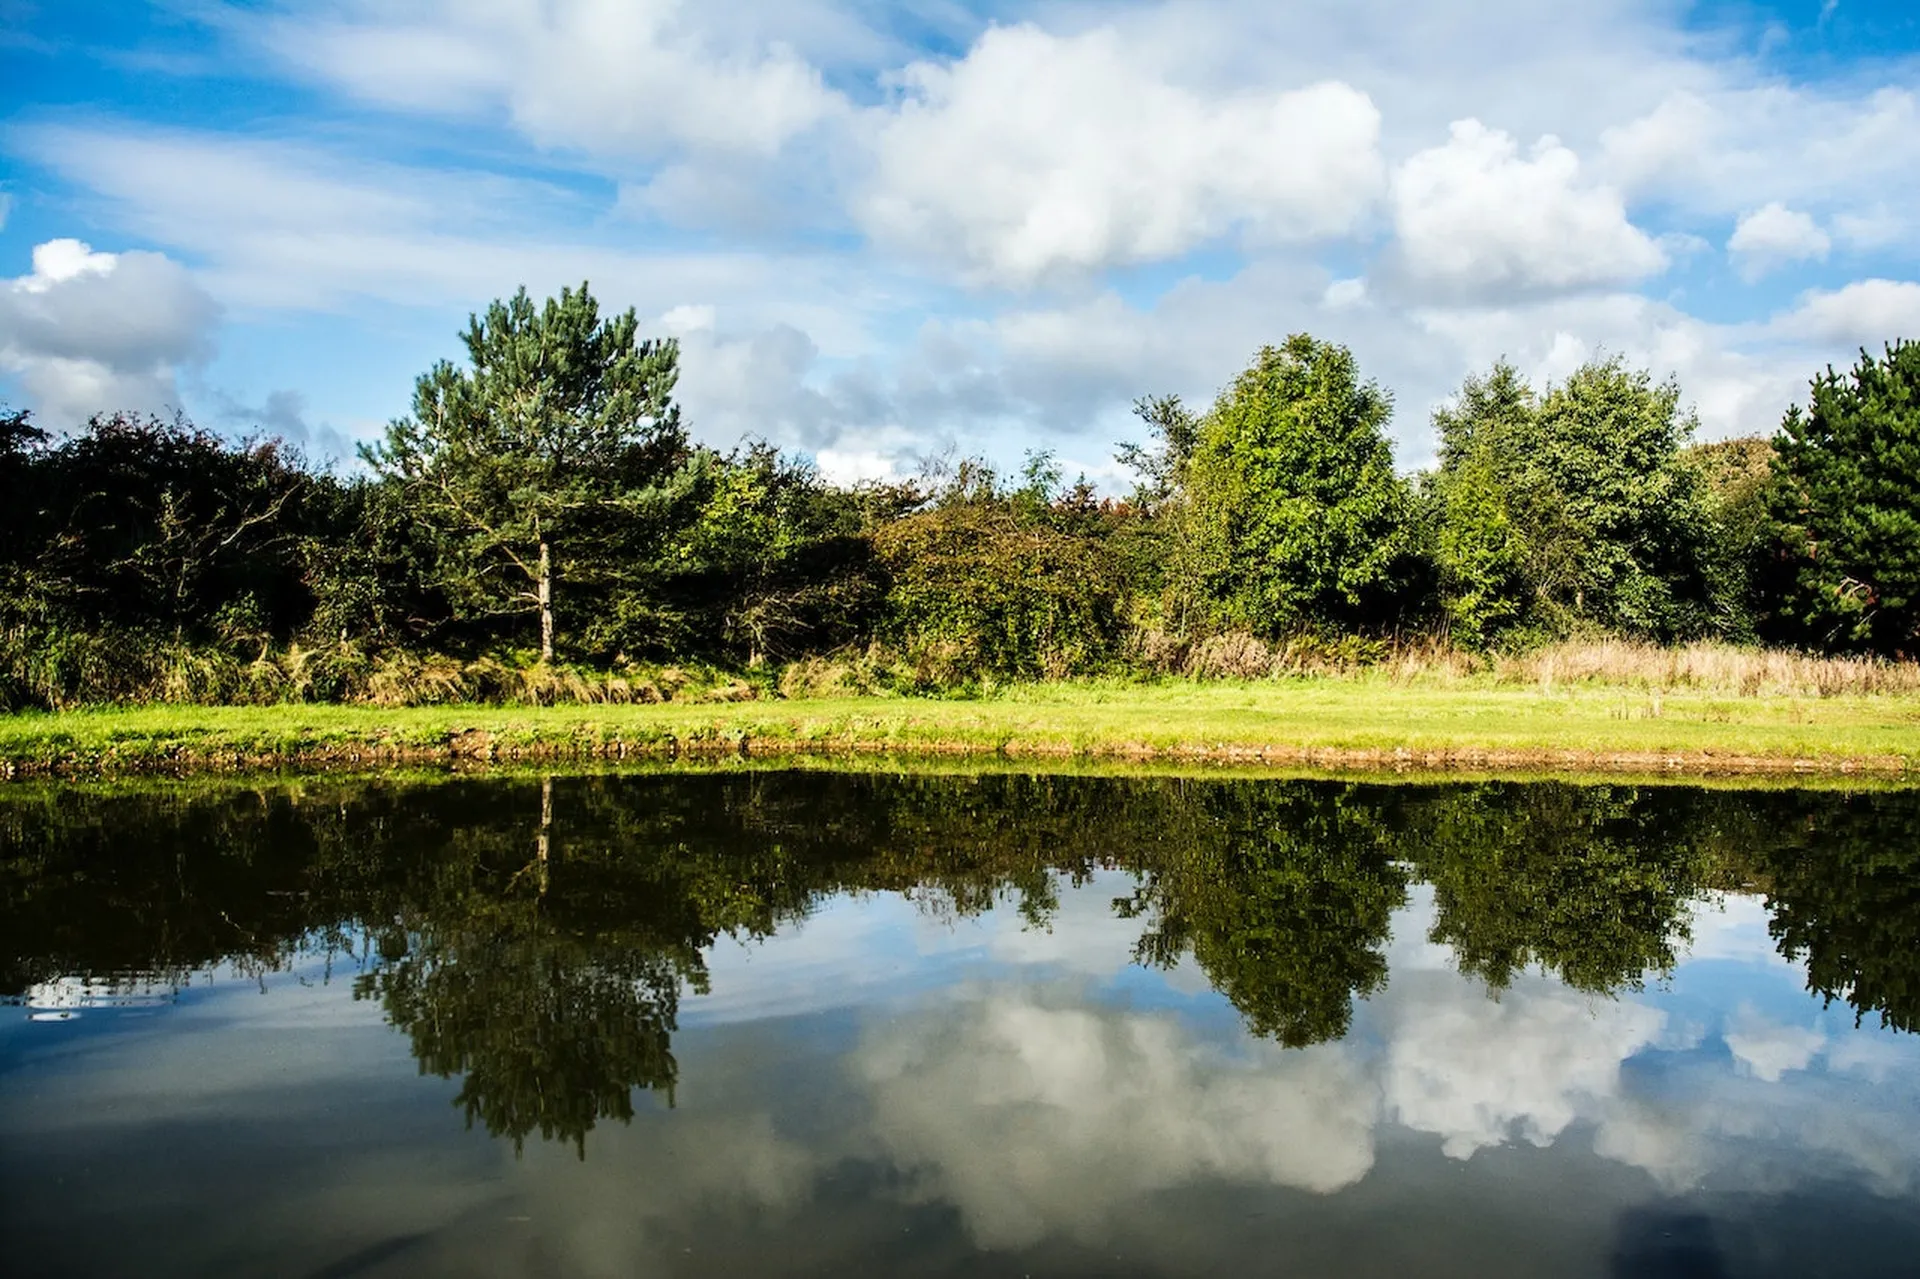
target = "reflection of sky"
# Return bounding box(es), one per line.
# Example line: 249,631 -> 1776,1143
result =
4,878 -> 1919,1277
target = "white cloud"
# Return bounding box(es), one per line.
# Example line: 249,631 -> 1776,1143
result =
1723,1005 -> 1825,1082
1832,205 -> 1910,251
1599,85 -> 1920,228
1382,980 -> 1668,1159
1391,120 -> 1667,301
0,238 -> 219,427
860,23 -> 1384,285
860,990 -> 1378,1249
19,0 -> 1920,473
672,322 -> 893,453
1775,278 -> 1920,346
1729,202 -> 1831,280
1323,277 -> 1370,310
1413,290 -> 1813,441
10,124 -> 892,364
254,0 -> 845,160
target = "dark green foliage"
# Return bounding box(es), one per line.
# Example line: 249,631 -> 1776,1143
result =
1428,358 -> 1719,645
0,411 -> 345,708
6,318 -> 1920,697
1766,342 -> 1920,655
1757,791 -> 1920,1032
8,412 -> 318,642
1685,436 -> 1775,642
1181,336 -> 1418,635
658,444 -> 892,665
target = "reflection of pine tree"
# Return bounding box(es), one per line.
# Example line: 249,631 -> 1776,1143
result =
360,925 -> 683,1157
1118,784 -> 1408,1048
352,777 -> 701,1157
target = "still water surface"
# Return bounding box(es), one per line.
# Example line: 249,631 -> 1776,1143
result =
3,770 -> 1919,1276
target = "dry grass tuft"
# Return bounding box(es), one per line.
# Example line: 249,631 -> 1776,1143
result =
1488,640 -> 1920,698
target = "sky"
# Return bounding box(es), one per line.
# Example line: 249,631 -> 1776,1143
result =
3,1 -> 1920,482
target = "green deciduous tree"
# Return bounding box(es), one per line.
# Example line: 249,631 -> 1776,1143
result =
1766,341 -> 1920,655
1119,783 -> 1408,1047
1182,336 -> 1416,636
368,284 -> 688,661
1429,357 -> 1717,644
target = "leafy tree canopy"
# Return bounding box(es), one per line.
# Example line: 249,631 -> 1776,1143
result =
1182,335 -> 1416,635
1429,357 -> 1717,645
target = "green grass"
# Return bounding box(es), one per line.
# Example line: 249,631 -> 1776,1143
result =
6,677 -> 1920,778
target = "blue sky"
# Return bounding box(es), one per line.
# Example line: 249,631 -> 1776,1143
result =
4,1 -> 1919,480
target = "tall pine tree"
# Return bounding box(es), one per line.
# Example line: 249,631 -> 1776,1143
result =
369,284 -> 687,660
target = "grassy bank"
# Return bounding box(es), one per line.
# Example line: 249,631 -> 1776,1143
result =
6,676 -> 1920,778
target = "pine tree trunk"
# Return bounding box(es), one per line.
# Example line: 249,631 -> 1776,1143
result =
538,540 -> 555,663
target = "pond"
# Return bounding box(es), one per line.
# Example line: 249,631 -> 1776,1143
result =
3,769 -> 1918,1277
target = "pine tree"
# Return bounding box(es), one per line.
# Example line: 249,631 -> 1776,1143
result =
368,284 -> 687,660
1769,340 -> 1920,655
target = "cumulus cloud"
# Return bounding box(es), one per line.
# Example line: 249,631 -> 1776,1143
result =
671,322 -> 895,452
256,0 -> 844,160
1729,203 -> 1831,280
0,238 -> 219,428
1412,289 -> 1824,441
1391,120 -> 1667,301
859,991 -> 1378,1248
19,0 -> 1920,474
213,387 -> 356,461
860,23 -> 1384,285
1774,278 -> 1920,347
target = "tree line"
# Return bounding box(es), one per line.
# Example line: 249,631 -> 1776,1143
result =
4,281 -> 1918,707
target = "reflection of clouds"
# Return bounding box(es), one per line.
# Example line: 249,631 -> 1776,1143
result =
858,989 -> 1377,1248
696,875 -> 1920,1254
983,869 -> 1147,976
1378,977 -> 1667,1158
1682,892 -> 1797,969
2,960 -> 397,1135
1724,1003 -> 1825,1082
526,1110 -> 819,1279
16,875 -> 1920,1274
690,891 -> 946,1024
1385,883 -> 1461,974
1828,1033 -> 1912,1083
1595,1069 -> 1920,1198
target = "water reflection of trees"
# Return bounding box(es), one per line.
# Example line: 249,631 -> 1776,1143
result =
1749,792 -> 1920,1033
5,772 -> 1919,1153
1406,784 -> 1715,994
1117,784 -> 1406,1047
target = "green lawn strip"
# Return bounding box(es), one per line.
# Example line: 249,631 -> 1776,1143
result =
3,684 -> 1918,776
